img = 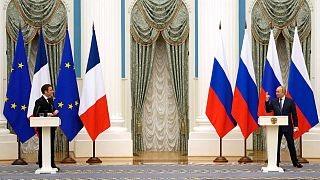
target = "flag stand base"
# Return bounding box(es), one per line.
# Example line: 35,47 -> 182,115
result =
61,157 -> 76,164
238,156 -> 253,163
87,141 -> 102,164
86,157 -> 102,164
12,139 -> 27,165
61,142 -> 76,164
213,156 -> 228,163
12,158 -> 28,165
298,157 -> 309,164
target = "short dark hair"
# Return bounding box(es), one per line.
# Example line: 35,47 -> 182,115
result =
41,84 -> 52,94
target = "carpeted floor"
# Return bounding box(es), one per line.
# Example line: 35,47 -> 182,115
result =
1,163 -> 320,179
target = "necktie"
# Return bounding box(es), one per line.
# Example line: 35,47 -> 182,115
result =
279,98 -> 283,110
47,99 -> 53,111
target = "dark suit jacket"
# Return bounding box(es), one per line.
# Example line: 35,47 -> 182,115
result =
265,97 -> 298,132
33,96 -> 55,117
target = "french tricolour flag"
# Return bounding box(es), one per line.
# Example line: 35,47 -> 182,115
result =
79,27 -> 110,141
206,30 -> 236,138
231,29 -> 259,139
288,27 -> 319,139
258,30 -> 283,116
27,30 -> 51,118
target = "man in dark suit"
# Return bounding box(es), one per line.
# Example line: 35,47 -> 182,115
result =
33,84 -> 59,171
265,86 -> 302,168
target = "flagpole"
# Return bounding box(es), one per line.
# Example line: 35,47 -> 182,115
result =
212,22 -> 228,163
237,21 -> 253,164
213,138 -> 228,162
59,30 -> 77,164
86,141 -> 102,164
61,140 -> 76,164
11,138 -> 27,165
238,138 -> 253,163
7,25 -> 29,166
85,24 -> 102,164
298,136 -> 309,163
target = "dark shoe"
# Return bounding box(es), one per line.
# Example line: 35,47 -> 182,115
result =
293,163 -> 303,168
52,165 -> 60,171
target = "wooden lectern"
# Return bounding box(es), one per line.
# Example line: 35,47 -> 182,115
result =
259,116 -> 288,172
30,117 -> 60,174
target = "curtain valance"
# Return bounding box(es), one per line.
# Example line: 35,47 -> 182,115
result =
131,0 -> 189,45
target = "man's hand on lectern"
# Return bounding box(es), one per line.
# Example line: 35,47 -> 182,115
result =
53,110 -> 59,116
266,92 -> 270,102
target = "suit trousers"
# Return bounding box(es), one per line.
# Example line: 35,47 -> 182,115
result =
277,127 -> 298,166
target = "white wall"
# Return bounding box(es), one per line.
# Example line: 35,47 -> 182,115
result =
76,0 -> 320,158
1,1 -> 8,117
188,0 -> 244,157
302,0 -> 320,158
196,0 -> 239,122
81,0 -> 122,118
75,0 -> 132,157
0,0 -> 18,160
1,0 -> 320,159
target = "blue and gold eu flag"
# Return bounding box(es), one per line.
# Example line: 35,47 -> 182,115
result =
3,29 -> 36,143
54,30 -> 83,141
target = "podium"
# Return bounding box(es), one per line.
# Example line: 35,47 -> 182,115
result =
30,117 -> 60,174
259,116 -> 288,172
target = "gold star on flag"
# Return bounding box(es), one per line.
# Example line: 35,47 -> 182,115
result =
65,62 -> 71,68
58,102 -> 64,108
21,105 -> 27,111
10,67 -> 14,73
68,104 -> 73,110
5,97 -> 9,102
18,63 -> 24,69
75,100 -> 79,106
11,103 -> 17,109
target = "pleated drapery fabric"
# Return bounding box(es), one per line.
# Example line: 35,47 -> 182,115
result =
141,36 -> 180,151
131,0 -> 189,153
6,0 -> 67,86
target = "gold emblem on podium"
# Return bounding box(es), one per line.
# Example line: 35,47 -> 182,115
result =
271,117 -> 277,124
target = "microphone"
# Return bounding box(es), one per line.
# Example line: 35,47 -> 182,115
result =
35,105 -> 41,117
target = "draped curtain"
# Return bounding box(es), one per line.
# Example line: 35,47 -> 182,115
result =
141,36 -> 181,151
131,0 -> 189,153
251,0 -> 311,151
6,0 -> 67,153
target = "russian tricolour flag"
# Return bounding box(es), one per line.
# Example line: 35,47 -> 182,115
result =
206,30 -> 236,138
231,29 -> 259,139
288,27 -> 319,139
27,30 -> 51,118
258,30 -> 283,116
79,27 -> 110,141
